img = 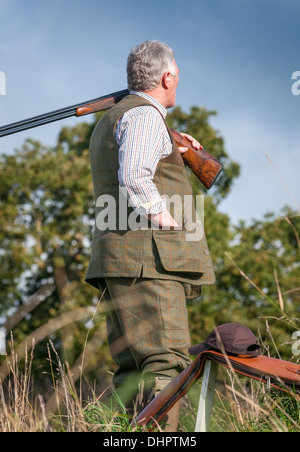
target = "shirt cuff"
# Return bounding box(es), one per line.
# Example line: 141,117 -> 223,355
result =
135,197 -> 167,215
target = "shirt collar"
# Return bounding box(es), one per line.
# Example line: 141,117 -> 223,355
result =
129,90 -> 168,118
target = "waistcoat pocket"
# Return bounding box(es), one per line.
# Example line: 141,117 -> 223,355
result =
153,229 -> 206,275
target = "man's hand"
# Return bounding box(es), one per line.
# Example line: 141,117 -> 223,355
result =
148,209 -> 179,229
178,132 -> 203,154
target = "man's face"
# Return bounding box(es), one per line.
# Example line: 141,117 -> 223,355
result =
166,60 -> 180,108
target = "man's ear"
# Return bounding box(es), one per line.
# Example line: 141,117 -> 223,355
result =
162,72 -> 171,89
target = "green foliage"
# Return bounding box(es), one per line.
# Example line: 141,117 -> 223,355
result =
0,124 -> 106,376
188,208 -> 300,360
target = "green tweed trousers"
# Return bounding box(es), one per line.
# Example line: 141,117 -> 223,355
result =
97,277 -> 192,389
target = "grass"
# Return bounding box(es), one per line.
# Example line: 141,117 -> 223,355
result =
0,336 -> 299,432
0,338 -> 151,432
211,374 -> 300,432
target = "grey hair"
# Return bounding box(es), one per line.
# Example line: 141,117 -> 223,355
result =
127,40 -> 176,91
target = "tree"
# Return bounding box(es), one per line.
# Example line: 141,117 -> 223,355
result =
0,129 -> 106,372
187,207 -> 300,360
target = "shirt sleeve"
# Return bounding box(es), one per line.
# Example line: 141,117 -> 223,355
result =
115,106 -> 172,215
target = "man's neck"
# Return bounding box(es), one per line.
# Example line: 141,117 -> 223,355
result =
130,90 -> 167,117
141,87 -> 169,109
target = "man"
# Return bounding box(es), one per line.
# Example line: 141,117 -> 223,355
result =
85,41 -> 215,430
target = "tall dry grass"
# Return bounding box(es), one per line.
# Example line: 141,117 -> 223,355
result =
0,332 -> 299,432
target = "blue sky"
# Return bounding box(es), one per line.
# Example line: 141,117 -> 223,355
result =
0,0 -> 300,224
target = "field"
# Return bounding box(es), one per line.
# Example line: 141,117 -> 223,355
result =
0,330 -> 299,433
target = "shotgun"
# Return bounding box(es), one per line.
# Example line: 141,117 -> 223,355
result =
0,89 -> 223,189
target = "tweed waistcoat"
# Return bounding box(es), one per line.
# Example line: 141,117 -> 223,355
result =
85,95 -> 215,289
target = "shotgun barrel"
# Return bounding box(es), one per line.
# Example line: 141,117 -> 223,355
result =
0,88 -> 223,188
0,89 -> 130,137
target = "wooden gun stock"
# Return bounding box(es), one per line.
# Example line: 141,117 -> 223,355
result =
0,89 -> 223,189
169,129 -> 223,189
